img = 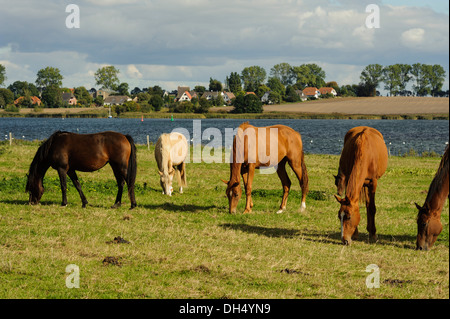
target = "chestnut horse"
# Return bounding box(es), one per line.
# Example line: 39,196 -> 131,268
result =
26,131 -> 137,209
334,126 -> 388,245
155,132 -> 188,196
223,122 -> 309,214
415,145 -> 449,251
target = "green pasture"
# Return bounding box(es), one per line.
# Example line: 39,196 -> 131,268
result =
0,140 -> 448,299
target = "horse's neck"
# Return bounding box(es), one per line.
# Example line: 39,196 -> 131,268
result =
426,174 -> 449,218
229,162 -> 242,184
345,154 -> 367,201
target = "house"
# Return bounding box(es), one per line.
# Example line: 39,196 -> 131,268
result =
178,91 -> 193,102
319,87 -> 337,97
175,86 -> 191,101
103,95 -> 133,106
261,91 -> 273,104
302,87 -> 320,99
295,90 -> 307,101
14,96 -> 42,106
222,92 -> 235,105
62,93 -> 77,106
95,88 -> 117,100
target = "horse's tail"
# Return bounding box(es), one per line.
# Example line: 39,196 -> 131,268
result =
26,131 -> 61,192
125,135 -> 137,188
300,149 -> 309,195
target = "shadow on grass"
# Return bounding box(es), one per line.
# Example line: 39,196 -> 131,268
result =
218,223 -> 421,249
143,202 -> 219,213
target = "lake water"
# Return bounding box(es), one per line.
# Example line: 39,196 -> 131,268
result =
0,117 -> 448,155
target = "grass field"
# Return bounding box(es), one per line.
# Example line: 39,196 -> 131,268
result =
0,140 -> 448,299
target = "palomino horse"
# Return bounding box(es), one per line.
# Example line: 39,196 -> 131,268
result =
334,126 -> 388,245
223,122 -> 309,214
415,145 -> 449,251
26,131 -> 137,209
155,132 -> 188,196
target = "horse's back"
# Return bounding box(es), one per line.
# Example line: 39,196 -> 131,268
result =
155,132 -> 188,169
50,131 -> 131,171
341,126 -> 388,178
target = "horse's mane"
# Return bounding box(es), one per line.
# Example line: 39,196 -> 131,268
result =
425,145 -> 449,205
26,131 -> 63,191
345,129 -> 367,202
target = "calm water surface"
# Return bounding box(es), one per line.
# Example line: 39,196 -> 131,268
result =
0,117 -> 448,155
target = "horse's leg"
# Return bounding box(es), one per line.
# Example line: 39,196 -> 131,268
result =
241,165 -> 253,211
276,159 -> 291,214
366,179 -> 378,242
179,162 -> 187,193
56,167 -> 68,207
287,158 -> 307,212
67,170 -> 88,208
111,163 -> 125,209
242,164 -> 255,214
175,164 -> 183,194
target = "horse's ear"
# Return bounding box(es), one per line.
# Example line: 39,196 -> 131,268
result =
415,202 -> 422,210
221,179 -> 229,185
334,194 -> 347,204
158,171 -> 163,176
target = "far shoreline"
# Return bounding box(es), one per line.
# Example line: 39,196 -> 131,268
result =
1,96 -> 448,120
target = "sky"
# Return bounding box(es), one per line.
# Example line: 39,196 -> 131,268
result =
0,0 -> 448,94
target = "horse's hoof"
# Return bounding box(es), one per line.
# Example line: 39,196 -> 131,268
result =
276,209 -> 284,214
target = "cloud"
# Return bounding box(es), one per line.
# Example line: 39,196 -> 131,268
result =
401,28 -> 425,47
0,0 -> 448,91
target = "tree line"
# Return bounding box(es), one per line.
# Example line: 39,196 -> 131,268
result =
0,62 -> 447,114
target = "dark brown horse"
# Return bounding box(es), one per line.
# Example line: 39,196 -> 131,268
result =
222,122 -> 308,214
415,145 -> 449,251
26,131 -> 137,209
334,126 -> 388,245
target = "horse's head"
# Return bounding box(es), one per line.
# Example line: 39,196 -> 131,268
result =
415,202 -> 442,251
335,195 -> 360,245
26,174 -> 44,205
222,179 -> 241,214
159,168 -> 175,196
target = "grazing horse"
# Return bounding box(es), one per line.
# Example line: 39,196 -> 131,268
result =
415,145 -> 449,251
155,132 -> 188,196
334,126 -> 388,245
222,122 -> 309,214
26,131 -> 137,209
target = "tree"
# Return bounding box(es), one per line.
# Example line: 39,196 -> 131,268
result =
270,63 -> 293,86
359,64 -> 383,96
226,72 -> 242,94
73,86 -> 93,106
116,82 -> 130,96
397,64 -> 412,95
241,66 -> 266,92
41,85 -> 63,108
0,64 -> 6,87
150,95 -> 164,111
209,78 -> 222,92
411,63 -> 431,96
94,66 -> 120,90
36,67 -> 63,90
267,77 -> 286,98
291,64 -> 326,88
382,64 -> 401,96
0,88 -> 14,107
232,93 -> 263,113
194,86 -> 206,96
428,64 -> 446,97
7,81 -> 39,98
